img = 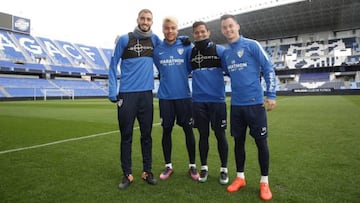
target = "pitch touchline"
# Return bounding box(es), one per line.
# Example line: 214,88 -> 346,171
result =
0,122 -> 161,155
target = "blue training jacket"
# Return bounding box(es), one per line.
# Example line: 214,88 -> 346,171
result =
153,37 -> 193,99
190,43 -> 226,103
108,32 -> 160,102
222,35 -> 277,106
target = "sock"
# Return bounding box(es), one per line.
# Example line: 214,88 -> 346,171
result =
237,172 -> 245,179
189,164 -> 196,169
260,176 -> 268,183
165,163 -> 173,169
220,167 -> 228,173
201,165 -> 208,171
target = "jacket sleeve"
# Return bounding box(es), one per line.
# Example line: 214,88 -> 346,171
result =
253,41 -> 277,99
185,44 -> 194,75
152,34 -> 161,47
220,48 -> 230,76
108,35 -> 127,102
216,45 -> 227,74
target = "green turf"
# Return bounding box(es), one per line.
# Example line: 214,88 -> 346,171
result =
0,96 -> 359,202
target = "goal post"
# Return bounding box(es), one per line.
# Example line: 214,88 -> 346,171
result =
43,89 -> 74,101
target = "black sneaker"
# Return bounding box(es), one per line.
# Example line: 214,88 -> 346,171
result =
118,174 -> 133,189
198,169 -> 208,183
141,172 -> 157,185
219,171 -> 229,185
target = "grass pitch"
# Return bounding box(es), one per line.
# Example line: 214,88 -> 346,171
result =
0,95 -> 359,202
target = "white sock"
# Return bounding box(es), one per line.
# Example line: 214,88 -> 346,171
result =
220,167 -> 228,173
260,176 -> 268,183
165,163 -> 173,169
237,172 -> 245,179
201,165 -> 208,171
189,164 -> 196,169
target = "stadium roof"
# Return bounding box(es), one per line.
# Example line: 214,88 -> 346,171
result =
178,0 -> 360,44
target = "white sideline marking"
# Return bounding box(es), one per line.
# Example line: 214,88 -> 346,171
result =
0,123 -> 161,155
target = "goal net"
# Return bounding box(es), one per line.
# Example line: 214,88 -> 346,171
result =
43,89 -> 74,101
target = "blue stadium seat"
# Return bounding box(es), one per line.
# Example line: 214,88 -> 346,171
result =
0,30 -> 27,62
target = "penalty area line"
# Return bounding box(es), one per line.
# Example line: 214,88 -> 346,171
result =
0,122 -> 161,155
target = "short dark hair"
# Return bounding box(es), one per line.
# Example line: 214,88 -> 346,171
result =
220,14 -> 237,23
138,9 -> 153,17
192,21 -> 208,31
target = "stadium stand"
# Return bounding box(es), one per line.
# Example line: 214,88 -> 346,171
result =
0,29 -> 110,99
1,0 -> 359,99
178,0 -> 360,95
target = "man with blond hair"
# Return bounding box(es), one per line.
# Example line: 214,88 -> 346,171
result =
153,16 -> 200,181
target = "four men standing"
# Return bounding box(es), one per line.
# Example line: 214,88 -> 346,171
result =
108,9 -> 276,201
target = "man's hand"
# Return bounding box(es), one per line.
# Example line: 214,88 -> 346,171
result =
265,98 -> 276,111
